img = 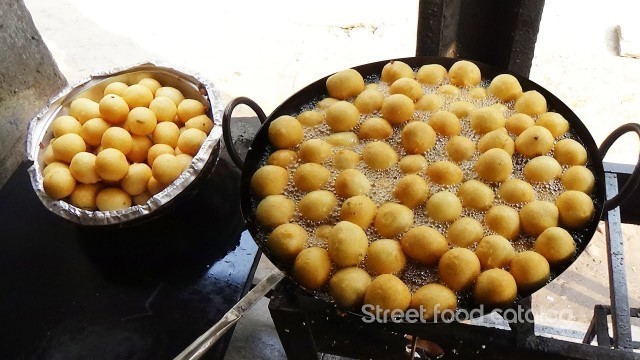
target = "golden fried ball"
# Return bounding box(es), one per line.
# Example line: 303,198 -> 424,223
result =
185,114 -> 214,135
359,117 -> 393,140
151,153 -> 182,184
99,94 -> 129,124
326,69 -> 365,100
340,195 -> 377,228
80,117 -> 110,146
485,205 -> 521,240
297,110 -> 324,127
428,110 -> 461,136
298,190 -> 338,221
156,87 -> 186,106
381,60 -> 414,83
416,64 -> 447,85
402,122 -> 436,154
317,97 -> 338,109
333,149 -> 361,170
536,112 -> 569,138
137,78 -> 161,94
95,148 -> 128,181
52,116 -> 82,138
469,87 -> 488,100
44,143 -> 56,165
294,163 -> 331,191
126,107 -> 157,136
488,74 -> 523,102
122,84 -> 153,109
478,128 -> 514,155
267,223 -> 308,263
364,274 -> 411,311
299,139 -> 332,164
401,226 -> 448,265
474,148 -> 513,182
520,201 -> 559,236
389,78 -> 423,101
147,176 -> 165,196
177,128 -> 207,156
147,144 -> 174,166
515,90 -> 547,116
498,179 -> 535,204
515,125 -> 554,158
176,154 -> 193,172
325,132 -> 359,147
334,169 -> 370,198
475,235 -> 515,269
556,190 -> 594,228
121,163 -> 153,196
473,269 -> 518,307
325,101 -> 360,132
316,224 -> 332,241
426,161 -> 463,185
354,89 -> 384,114
153,121 -> 180,148
449,60 -> 481,87
438,248 -> 481,291
561,166 -> 595,194
554,139 -> 587,166
362,141 -> 398,170
70,183 -> 100,210
470,107 -> 506,135
329,267 -> 372,308
535,227 -> 576,266
381,94 -> 415,124
103,82 -> 128,97
52,133 -> 87,163
177,99 -> 205,123
255,195 -> 295,228
43,162 -> 68,177
524,156 -> 562,183
447,217 -> 484,248
399,155 -> 428,174
374,202 -> 414,237
449,101 -> 476,118
101,127 -> 133,155
458,180 -> 494,211
506,113 -> 535,136
394,174 -> 429,208
251,165 -> 289,197
426,191 -> 462,223
411,283 -> 457,320
69,98 -> 101,124
43,168 -> 76,199
445,136 -> 475,163
267,149 -> 297,168
366,239 -> 407,275
293,247 -> 332,290
510,251 -> 550,292
133,192 -> 152,205
69,152 -> 100,184
96,187 -> 131,211
365,83 -> 379,90
328,221 -> 369,266
415,94 -> 444,112
149,96 -> 178,122
268,115 -> 304,149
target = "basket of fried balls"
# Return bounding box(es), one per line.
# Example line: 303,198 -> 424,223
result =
250,59 -> 596,321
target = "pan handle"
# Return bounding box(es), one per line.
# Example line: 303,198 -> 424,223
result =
222,97 -> 268,168
599,123 -> 640,212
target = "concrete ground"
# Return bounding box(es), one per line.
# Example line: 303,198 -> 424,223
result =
23,0 -> 640,358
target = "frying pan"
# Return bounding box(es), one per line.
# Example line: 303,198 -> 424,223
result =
221,56 -> 640,319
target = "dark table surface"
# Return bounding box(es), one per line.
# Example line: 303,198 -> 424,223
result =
0,139 -> 260,360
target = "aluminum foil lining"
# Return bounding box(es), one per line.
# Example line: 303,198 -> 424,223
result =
27,61 -> 224,226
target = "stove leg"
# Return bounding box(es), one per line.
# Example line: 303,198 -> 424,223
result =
268,291 -> 319,360
506,297 -> 536,348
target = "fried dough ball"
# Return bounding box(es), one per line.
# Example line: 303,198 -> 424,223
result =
52,116 -> 82,137
334,169 -> 370,198
416,64 -> 447,85
556,190 -> 594,228
399,155 -> 428,174
475,148 -> 513,182
126,107 -> 157,136
177,128 -> 207,156
488,74 -> 523,102
69,98 -> 101,124
149,96 -> 178,122
176,154 -> 193,172
554,139 -> 587,166
473,269 -> 518,307
297,110 -> 324,127
485,205 -> 521,240
177,99 -> 205,123
268,115 -> 304,149
133,191 -> 152,205
381,60 -> 414,83
475,235 -> 515,269
469,107 -> 505,135
328,221 -> 369,266
448,60 -> 481,87
535,227 -> 576,266
43,162 -> 68,177
458,180 -> 494,211
478,128 -> 514,155
520,201 -> 559,236
510,251 -> 550,292
255,195 -> 295,228
103,82 -> 128,97
447,217 -> 484,248
333,149 -> 361,170
438,248 -> 481,291
69,152 -> 100,184
122,84 -> 153,109
359,117 -> 393,140
374,202 -> 414,237
354,89 -> 384,114
536,112 -> 569,138
366,239 -> 406,275
524,156 -> 562,183
506,113 -> 535,136
152,153 -> 182,184
401,226 -> 448,265
326,132 -> 359,147
101,127 -> 132,155
445,136 -> 475,163
364,274 -> 411,311
381,94 -> 415,124
267,150 -> 297,168
298,190 -> 338,221
449,101 -> 476,118
561,166 -> 595,194
438,84 -> 461,97
515,126 -> 554,158
394,174 -> 429,208
402,121 -> 436,154
153,121 -> 180,148
316,224 -> 332,241
515,90 -> 547,116
415,93 -> 444,111
326,69 -> 365,100
498,179 -> 535,204
146,176 -> 165,195
389,78 -> 423,101
411,283 -> 457,320
96,187 -> 131,211
325,101 -> 360,132
147,144 -> 174,166
43,167 -> 76,199
426,191 -> 462,223
185,114 -> 214,135
330,267 -> 372,308
137,78 -> 161,94
121,163 -> 153,196
70,183 -> 100,210
44,143 -> 56,165
293,247 -> 332,289
426,161 -> 463,185
267,223 -> 307,263
317,97 -> 338,109
251,165 -> 289,197
52,133 -> 87,163
363,141 -> 398,170
428,110 -> 461,136
469,87 -> 488,100
340,195 -> 377,228
80,117 -> 110,146
299,139 -> 332,164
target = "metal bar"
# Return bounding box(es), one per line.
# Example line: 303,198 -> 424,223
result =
594,305 -> 612,347
508,0 -> 546,76
415,0 -> 461,57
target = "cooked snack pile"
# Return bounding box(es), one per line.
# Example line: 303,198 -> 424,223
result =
42,78 -> 214,211
251,60 -> 596,318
